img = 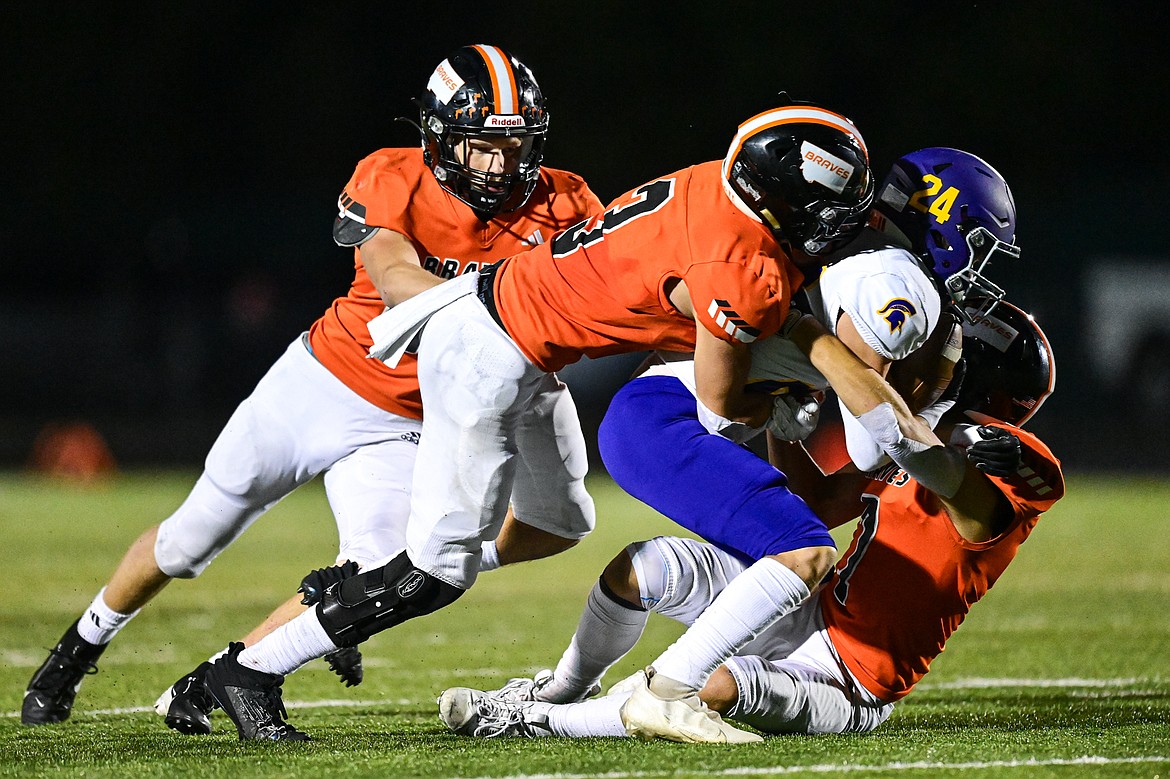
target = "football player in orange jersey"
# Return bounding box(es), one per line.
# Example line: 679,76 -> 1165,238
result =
437,298 -> 1062,741
198,101 -> 877,740
23,45 -> 602,738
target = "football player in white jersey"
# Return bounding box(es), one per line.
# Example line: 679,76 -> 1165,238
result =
435,148 -> 1021,741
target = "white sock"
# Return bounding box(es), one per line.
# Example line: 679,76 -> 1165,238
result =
237,608 -> 339,676
652,558 -> 809,690
76,588 -> 139,646
538,581 -> 647,703
478,540 -> 501,572
544,693 -> 632,737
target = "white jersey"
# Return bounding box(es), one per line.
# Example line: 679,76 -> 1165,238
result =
643,241 -> 943,469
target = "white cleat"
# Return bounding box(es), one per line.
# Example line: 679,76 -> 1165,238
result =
617,669 -> 762,744
437,687 -> 551,738
483,669 -> 600,705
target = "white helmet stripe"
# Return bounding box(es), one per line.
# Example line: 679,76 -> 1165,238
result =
472,44 -> 518,114
722,107 -> 868,179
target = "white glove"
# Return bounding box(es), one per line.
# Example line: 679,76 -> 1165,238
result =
767,393 -> 822,441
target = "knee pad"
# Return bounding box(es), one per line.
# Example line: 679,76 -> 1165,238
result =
316,551 -> 465,646
625,537 -> 676,613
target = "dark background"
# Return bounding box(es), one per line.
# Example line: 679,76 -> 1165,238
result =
3,3 -> 1168,472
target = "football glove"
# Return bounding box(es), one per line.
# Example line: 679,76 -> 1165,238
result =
767,393 -> 821,442
966,425 -> 1022,477
299,560 -> 360,605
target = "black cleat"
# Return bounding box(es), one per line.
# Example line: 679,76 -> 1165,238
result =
204,643 -> 310,741
323,646 -> 364,687
154,661 -> 217,735
22,620 -> 106,726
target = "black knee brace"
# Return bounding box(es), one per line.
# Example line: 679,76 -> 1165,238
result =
316,551 -> 465,646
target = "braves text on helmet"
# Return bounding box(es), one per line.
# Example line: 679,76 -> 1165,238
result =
721,104 -> 874,257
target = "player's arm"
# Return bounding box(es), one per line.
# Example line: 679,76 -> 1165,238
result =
833,313 -> 899,471
357,228 -> 444,308
786,314 -> 972,497
670,280 -> 772,440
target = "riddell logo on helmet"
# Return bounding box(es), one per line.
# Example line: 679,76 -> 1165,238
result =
799,141 -> 854,194
485,115 -> 524,128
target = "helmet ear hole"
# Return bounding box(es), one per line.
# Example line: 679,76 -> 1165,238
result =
929,229 -> 952,253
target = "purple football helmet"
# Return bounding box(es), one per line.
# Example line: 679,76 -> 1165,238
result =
875,147 -> 1019,321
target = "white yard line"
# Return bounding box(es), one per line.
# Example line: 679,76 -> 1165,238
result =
444,756 -> 1170,779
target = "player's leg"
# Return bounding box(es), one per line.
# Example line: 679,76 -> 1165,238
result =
24,336 -> 321,728
492,372 -> 595,569
715,618 -> 894,735
441,536 -> 754,741
207,299 -> 544,739
157,380 -> 424,734
598,374 -> 836,698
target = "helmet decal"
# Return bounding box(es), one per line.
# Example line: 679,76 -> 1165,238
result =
799,141 -> 856,194
878,299 -> 917,335
956,298 -> 1055,427
426,60 -> 464,105
721,106 -> 868,181
875,148 -> 1019,320
720,102 -> 874,257
415,45 -> 549,219
471,44 -> 519,115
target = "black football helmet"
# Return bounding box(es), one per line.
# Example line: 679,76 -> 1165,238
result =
722,103 -> 873,258
413,45 -> 548,219
953,297 -> 1055,426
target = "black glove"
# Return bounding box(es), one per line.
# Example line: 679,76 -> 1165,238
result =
298,560 -> 359,605
966,425 -> 1022,477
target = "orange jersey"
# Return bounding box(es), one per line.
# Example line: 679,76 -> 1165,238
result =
308,148 -> 601,418
490,161 -> 804,372
822,425 -> 1065,702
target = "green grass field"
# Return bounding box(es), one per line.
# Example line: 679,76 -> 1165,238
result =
1,471 -> 1167,778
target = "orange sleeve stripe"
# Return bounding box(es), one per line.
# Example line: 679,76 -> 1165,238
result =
472,44 -> 519,114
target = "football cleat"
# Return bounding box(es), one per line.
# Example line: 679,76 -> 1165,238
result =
204,643 -> 310,742
618,669 -> 762,744
154,661 -> 217,735
437,687 -> 552,738
484,669 -> 600,704
22,620 -> 105,726
323,646 -> 364,687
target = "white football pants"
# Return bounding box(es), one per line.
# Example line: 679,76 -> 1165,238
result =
154,335 -> 423,577
634,536 -> 894,735
405,294 -> 595,589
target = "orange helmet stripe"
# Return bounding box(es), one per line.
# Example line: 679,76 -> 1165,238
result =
472,44 -> 520,114
722,106 -> 868,179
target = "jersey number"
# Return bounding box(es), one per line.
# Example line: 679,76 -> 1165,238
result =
551,179 -> 676,258
832,494 -> 880,606
907,174 -> 959,225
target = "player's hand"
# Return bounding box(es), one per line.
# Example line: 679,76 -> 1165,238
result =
299,560 -> 360,605
916,358 -> 966,428
966,425 -> 1021,477
767,393 -> 821,441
